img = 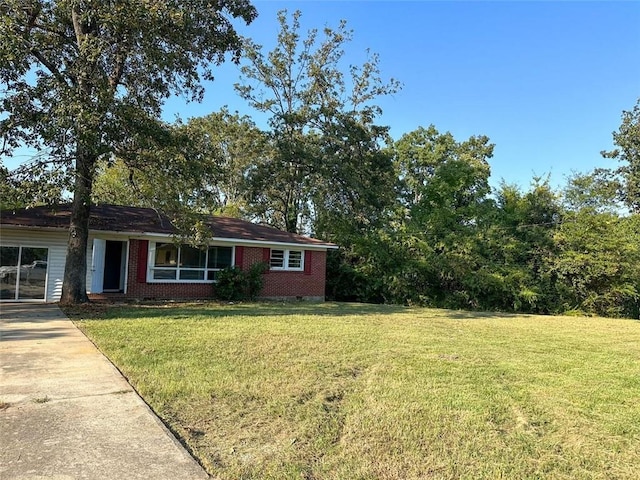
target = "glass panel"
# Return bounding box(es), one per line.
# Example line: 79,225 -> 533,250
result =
0,246 -> 19,300
152,269 -> 177,280
270,249 -> 284,268
179,269 -> 205,280
180,246 -> 206,268
207,270 -> 220,281
154,243 -> 178,267
207,246 -> 233,269
18,247 -> 48,300
288,250 -> 302,269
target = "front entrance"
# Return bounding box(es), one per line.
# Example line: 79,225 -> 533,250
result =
91,239 -> 127,294
0,246 -> 49,301
103,241 -> 125,291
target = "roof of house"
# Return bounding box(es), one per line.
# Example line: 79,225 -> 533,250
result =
0,204 -> 337,248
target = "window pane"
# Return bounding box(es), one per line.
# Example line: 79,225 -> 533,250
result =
152,269 -> 177,280
18,247 -> 48,300
207,246 -> 233,269
270,249 -> 284,268
179,269 -> 205,280
1,246 -> 19,267
288,250 -> 302,269
0,247 -> 19,300
218,247 -> 233,268
180,245 -> 206,268
155,243 -> 178,267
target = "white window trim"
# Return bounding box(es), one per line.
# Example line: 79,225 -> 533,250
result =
147,242 -> 235,283
270,248 -> 304,272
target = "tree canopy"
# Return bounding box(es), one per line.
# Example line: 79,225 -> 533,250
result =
601,98 -> 640,213
235,9 -> 400,234
1,0 -> 257,303
2,6 -> 637,318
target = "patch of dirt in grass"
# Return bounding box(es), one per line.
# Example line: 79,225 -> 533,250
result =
62,303 -> 112,320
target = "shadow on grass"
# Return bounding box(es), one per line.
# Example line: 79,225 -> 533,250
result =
64,301 -> 409,321
63,301 -> 533,322
442,310 -> 536,320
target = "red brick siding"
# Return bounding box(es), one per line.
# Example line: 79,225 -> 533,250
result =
121,240 -> 326,300
124,239 -> 213,299
254,247 -> 327,298
242,245 -> 264,270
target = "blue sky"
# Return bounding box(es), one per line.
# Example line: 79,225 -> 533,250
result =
163,0 -> 640,189
4,1 -> 639,191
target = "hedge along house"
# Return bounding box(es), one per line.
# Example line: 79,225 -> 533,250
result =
0,204 -> 337,303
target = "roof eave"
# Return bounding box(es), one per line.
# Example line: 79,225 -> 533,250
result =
0,224 -> 338,249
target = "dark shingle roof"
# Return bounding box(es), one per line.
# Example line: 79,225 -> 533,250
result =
0,204 -> 337,248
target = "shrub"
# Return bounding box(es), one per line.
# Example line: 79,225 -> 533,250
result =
245,262 -> 268,300
215,262 -> 267,301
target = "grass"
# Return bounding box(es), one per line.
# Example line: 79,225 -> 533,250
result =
71,302 -> 640,479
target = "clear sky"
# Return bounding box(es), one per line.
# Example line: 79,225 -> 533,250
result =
4,1 -> 639,191
162,0 -> 640,190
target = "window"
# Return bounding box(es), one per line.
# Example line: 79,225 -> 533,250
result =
152,243 -> 178,280
1,246 -> 48,301
149,243 -> 233,282
270,249 -> 284,268
207,246 -> 234,280
270,249 -> 304,271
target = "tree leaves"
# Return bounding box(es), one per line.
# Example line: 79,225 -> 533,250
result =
235,9 -> 399,233
1,0 -> 257,303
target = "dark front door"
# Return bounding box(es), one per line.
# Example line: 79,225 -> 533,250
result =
103,241 -> 124,291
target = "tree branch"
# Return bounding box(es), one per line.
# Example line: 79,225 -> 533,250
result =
109,45 -> 127,90
30,48 -> 69,86
71,8 -> 85,48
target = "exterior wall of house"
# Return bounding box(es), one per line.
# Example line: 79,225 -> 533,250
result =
240,246 -> 327,300
1,231 -> 329,302
0,228 -> 68,302
118,240 -> 327,301
124,239 -> 213,299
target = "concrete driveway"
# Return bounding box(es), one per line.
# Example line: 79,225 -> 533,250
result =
0,303 -> 208,480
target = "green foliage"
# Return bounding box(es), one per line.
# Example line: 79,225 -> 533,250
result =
215,263 -> 267,301
328,127 -> 639,319
0,161 -> 71,210
245,262 -> 269,300
214,268 -> 247,301
236,9 -> 399,233
562,169 -> 623,213
0,0 -> 257,303
601,97 -> 640,213
3,6 -> 637,317
553,211 -> 640,318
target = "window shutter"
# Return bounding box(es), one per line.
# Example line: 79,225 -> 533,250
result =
137,240 -> 148,283
304,250 -> 312,275
235,246 -> 244,270
263,247 -> 271,272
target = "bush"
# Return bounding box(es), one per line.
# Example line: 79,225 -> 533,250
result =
215,262 -> 267,301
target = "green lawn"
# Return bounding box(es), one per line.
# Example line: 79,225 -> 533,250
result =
72,302 -> 640,479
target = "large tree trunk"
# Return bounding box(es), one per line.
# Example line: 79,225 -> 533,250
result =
59,149 -> 95,305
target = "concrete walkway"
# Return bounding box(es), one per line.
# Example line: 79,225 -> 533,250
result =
0,303 -> 208,480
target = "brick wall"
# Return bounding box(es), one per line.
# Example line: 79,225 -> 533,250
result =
120,240 -> 326,301
244,246 -> 326,299
123,239 -> 213,299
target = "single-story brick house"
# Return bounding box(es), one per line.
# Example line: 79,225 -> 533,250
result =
0,204 -> 337,303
